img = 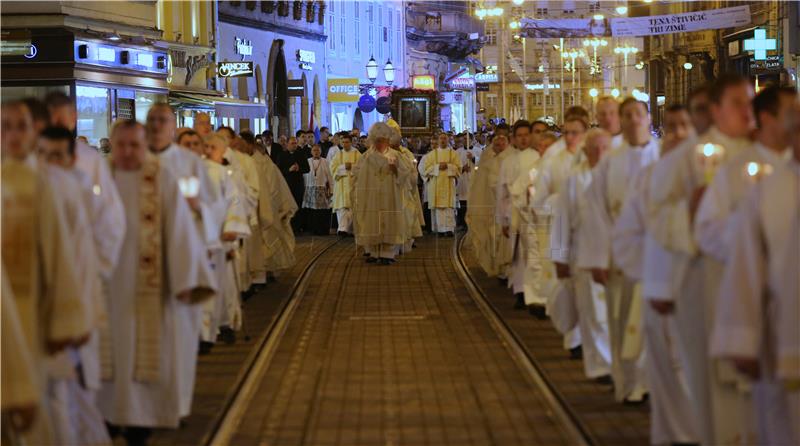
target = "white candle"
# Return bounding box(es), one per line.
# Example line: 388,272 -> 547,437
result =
178,176 -> 200,198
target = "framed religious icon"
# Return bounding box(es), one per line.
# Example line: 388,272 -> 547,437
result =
390,89 -> 438,136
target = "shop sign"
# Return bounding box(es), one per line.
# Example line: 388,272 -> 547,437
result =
217,61 -> 254,77
439,92 -> 463,104
449,73 -> 475,90
287,79 -> 305,97
687,30 -> 715,51
327,78 -> 360,102
476,83 -> 490,92
750,55 -> 783,72
525,83 -> 561,90
412,75 -> 435,90
235,37 -> 252,59
474,72 -> 498,83
297,49 -> 315,70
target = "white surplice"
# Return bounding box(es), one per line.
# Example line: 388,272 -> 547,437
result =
577,137 -> 659,402
551,161 -> 611,379
613,163 -> 698,444
455,146 -> 479,202
647,127 -> 753,446
98,164 -> 215,429
154,143 -> 220,418
710,159 -> 799,445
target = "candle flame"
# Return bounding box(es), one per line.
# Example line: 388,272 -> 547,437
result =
92,184 -> 102,196
747,162 -> 759,176
702,143 -> 716,157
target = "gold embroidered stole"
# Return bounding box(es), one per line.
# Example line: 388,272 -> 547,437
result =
102,154 -> 163,382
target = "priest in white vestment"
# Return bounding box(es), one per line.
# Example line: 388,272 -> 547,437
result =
466,134 -> 513,277
577,98 -> 659,403
146,104 -> 219,419
421,133 -> 461,236
390,129 -> 424,253
710,104 -> 800,445
646,75 -> 756,445
256,145 -> 298,273
532,114 -> 588,348
352,122 -> 412,264
98,121 -> 216,441
550,129 -> 612,381
455,133 -> 479,229
612,105 -> 699,444
2,101 -> 91,445
330,134 -> 362,235
496,121 -> 544,311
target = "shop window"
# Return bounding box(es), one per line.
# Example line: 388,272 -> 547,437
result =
135,91 -> 164,124
76,85 -> 110,146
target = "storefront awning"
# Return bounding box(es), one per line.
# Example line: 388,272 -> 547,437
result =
169,92 -> 267,119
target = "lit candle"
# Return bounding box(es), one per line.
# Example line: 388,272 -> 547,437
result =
178,176 -> 200,198
743,161 -> 773,183
92,184 -> 102,196
696,143 -> 725,184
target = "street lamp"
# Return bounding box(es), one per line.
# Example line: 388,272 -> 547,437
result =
683,62 -> 693,70
366,56 -> 378,84
611,88 -> 620,98
383,59 -> 395,85
614,44 -> 639,84
475,7 -> 503,20
512,0 -> 524,5
589,88 -> 599,98
615,5 -> 628,14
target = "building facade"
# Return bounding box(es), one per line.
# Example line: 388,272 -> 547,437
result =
217,0 -> 326,136
476,0 -> 645,126
405,1 -> 485,133
1,1 -> 169,145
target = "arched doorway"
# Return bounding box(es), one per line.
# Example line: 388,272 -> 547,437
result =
267,40 -> 289,136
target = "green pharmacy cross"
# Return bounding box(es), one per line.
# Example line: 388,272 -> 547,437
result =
744,29 -> 776,61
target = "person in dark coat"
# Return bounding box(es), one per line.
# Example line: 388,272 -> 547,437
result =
261,130 -> 285,163
277,136 -> 311,233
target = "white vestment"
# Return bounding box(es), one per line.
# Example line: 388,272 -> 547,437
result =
613,163 -> 698,444
422,147 -> 460,233
98,164 -> 215,429
647,127 -> 754,445
154,143 -> 220,418
455,146 -> 479,202
577,137 -> 659,402
710,159 -> 799,445
551,161 -> 611,379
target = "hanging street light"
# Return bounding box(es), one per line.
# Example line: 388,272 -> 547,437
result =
614,44 -> 638,85
366,56 -> 378,84
383,59 -> 395,85
615,5 -> 628,15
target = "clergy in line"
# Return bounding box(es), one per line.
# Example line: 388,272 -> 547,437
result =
2,101 -> 91,445
710,99 -> 800,446
352,122 -> 412,265
421,132 -> 461,237
646,75 -> 756,446
496,120 -> 544,313
612,104 -> 699,445
98,120 -> 216,444
466,132 -> 513,278
454,132 -> 478,230
330,133 -> 362,236
577,97 -> 659,403
389,125 -> 424,254
550,128 -> 612,383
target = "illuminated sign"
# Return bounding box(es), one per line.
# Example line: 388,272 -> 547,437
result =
474,72 -> 498,83
23,44 -> 38,59
327,78 -> 360,102
296,49 -> 315,70
412,75 -> 435,90
449,72 -> 475,90
525,83 -> 561,90
217,61 -> 254,77
98,47 -> 116,62
137,53 -> 153,67
287,79 -> 305,97
235,37 -> 252,59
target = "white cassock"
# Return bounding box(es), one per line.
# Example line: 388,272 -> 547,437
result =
421,147 -> 461,233
398,146 -> 424,252
455,146 -> 478,204
466,147 -> 514,277
257,155 -> 298,272
330,148 -> 362,234
201,159 -> 250,342
551,160 -> 611,380
223,148 -> 259,290
710,159 -> 800,446
2,159 -> 90,445
38,164 -> 110,446
577,137 -> 659,402
154,143 -> 220,418
647,127 -> 753,446
532,145 -> 581,349
98,158 -> 216,429
613,162 -> 698,444
325,144 -> 340,164
497,148 -> 544,305
248,151 -> 273,284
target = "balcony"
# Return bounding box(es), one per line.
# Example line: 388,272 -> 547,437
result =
405,1 -> 484,61
219,0 -> 325,41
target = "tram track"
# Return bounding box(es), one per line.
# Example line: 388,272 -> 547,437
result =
204,237 -> 342,446
451,234 -> 597,446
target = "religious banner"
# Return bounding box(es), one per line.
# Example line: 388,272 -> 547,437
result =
612,5 -> 751,37
520,5 -> 751,38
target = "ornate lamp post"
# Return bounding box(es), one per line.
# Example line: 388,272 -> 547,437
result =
366,56 -> 378,84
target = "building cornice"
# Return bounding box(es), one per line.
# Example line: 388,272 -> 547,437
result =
1,14 -> 162,40
218,12 -> 326,42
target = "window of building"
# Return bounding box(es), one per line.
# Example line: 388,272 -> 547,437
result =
76,85 -> 110,146
368,4 -> 374,55
533,93 -> 542,106
395,11 -> 401,61
340,16 -> 346,49
387,10 -> 392,61
485,21 -> 497,46
487,94 -> 498,111
328,13 -> 335,51
536,8 -> 548,16
510,93 -> 523,109
354,19 -> 361,55
588,1 -> 601,13
562,0 -> 575,15
377,6 -> 383,59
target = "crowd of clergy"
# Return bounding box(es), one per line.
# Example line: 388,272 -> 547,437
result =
2,73 -> 798,446
465,75 -> 799,446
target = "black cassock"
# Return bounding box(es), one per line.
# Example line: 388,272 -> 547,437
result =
277,148 -> 311,206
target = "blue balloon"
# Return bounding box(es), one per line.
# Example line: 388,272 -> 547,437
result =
358,94 -> 376,113
376,96 -> 392,114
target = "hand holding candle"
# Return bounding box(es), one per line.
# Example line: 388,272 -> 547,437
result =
696,143 -> 725,185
